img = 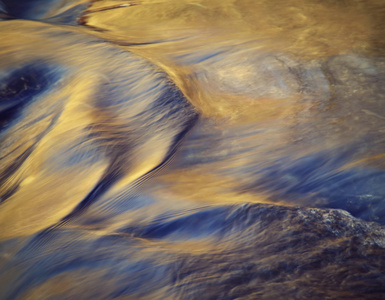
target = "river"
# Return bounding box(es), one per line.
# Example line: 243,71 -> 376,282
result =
0,0 -> 385,299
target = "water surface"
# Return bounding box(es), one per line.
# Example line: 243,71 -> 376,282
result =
0,0 -> 385,299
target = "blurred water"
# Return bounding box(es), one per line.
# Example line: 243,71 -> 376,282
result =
0,0 -> 385,299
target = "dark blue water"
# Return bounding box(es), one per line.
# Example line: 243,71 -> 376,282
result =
0,0 -> 385,299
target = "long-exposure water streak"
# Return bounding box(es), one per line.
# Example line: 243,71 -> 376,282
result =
0,0 -> 385,299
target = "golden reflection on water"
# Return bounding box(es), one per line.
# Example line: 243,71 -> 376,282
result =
86,0 -> 376,56
0,4 -> 385,298
1,0 -> 385,240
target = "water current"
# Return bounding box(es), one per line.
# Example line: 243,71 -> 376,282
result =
0,0 -> 385,299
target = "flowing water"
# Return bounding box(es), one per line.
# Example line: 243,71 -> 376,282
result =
0,0 -> 385,299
